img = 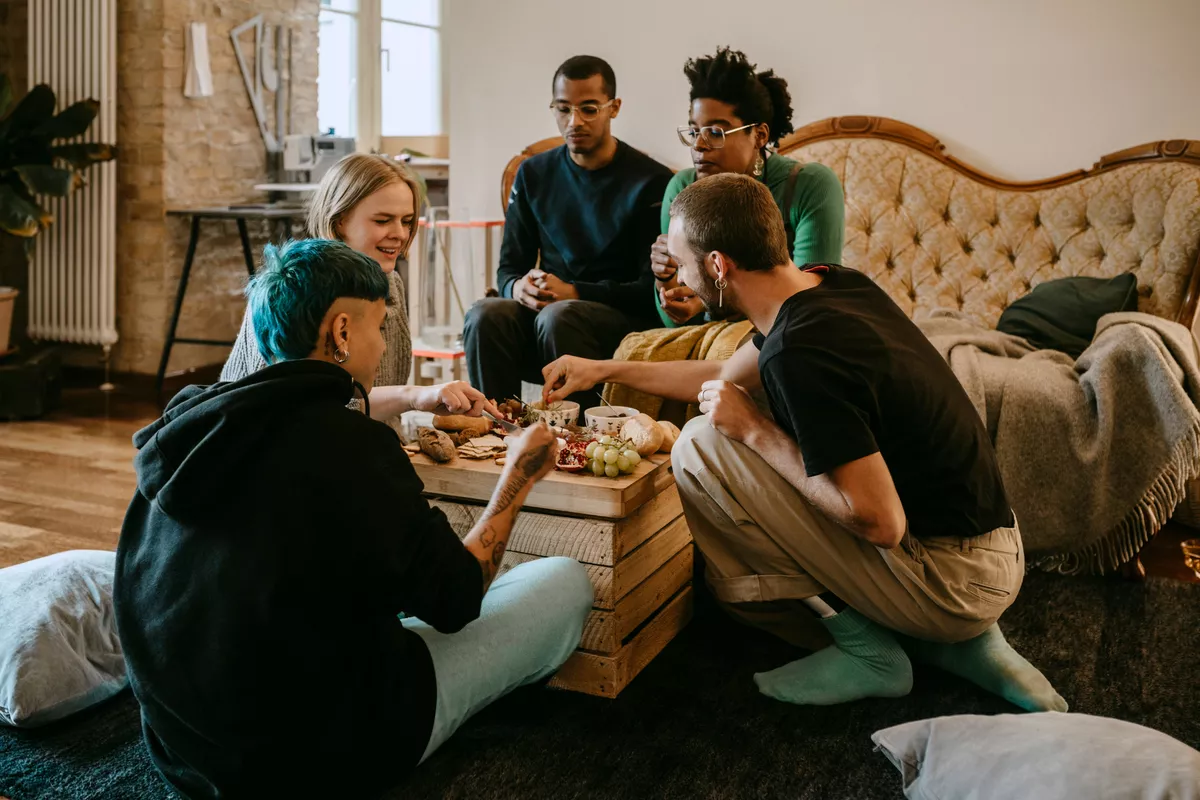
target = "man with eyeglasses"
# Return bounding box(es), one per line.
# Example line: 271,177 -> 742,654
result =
463,55 -> 673,408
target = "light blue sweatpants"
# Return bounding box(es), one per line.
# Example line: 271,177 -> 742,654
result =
401,556 -> 593,762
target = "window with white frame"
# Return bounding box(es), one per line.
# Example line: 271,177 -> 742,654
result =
381,1 -> 441,137
318,0 -> 443,147
318,0 -> 358,138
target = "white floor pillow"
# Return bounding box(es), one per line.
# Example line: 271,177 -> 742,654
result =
874,712 -> 1200,800
0,550 -> 127,727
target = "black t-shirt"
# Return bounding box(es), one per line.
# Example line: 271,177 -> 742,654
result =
753,265 -> 1014,538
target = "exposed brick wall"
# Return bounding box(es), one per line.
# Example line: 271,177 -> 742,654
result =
113,0 -> 318,375
0,0 -> 27,100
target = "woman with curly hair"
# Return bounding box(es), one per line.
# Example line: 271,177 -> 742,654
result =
653,47 -> 845,326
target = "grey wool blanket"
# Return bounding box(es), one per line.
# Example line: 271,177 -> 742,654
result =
916,311 -> 1200,575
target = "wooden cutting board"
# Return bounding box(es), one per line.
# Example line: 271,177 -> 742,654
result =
408,451 -> 675,519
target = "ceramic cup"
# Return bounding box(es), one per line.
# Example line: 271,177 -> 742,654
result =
584,405 -> 639,436
528,400 -> 579,428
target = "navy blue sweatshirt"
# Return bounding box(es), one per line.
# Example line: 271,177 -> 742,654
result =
498,140 -> 673,324
114,360 -> 483,798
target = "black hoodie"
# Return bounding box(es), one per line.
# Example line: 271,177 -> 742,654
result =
114,360 -> 484,798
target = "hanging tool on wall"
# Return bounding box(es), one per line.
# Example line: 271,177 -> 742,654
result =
230,14 -> 278,152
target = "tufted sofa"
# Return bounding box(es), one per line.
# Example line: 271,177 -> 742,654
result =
775,116 -> 1200,335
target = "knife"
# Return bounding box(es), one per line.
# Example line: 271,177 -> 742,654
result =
483,411 -> 520,433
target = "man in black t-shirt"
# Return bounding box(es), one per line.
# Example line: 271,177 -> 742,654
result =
540,174 -> 1066,712
462,55 -> 672,408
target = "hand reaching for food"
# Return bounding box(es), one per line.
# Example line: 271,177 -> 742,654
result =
541,355 -> 605,405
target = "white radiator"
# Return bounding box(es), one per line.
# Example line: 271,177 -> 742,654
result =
26,0 -> 118,348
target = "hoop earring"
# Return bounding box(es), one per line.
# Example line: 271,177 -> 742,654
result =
715,276 -> 728,308
334,346 -> 350,364
752,154 -> 764,178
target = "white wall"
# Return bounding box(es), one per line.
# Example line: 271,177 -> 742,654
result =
442,0 -> 1200,306
447,0 -> 1200,223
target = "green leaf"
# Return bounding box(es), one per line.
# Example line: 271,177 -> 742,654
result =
0,183 -> 52,237
33,98 -> 99,140
16,164 -> 78,197
50,142 -> 117,169
1,84 -> 56,134
0,75 -> 12,119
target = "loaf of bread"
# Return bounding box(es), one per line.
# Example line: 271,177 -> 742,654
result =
656,420 -> 681,452
433,414 -> 492,439
417,427 -> 457,463
620,414 -> 664,457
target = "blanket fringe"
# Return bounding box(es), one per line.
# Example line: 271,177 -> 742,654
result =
1031,422 -> 1200,576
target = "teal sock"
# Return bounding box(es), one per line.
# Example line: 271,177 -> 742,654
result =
900,624 -> 1068,713
753,609 -> 912,706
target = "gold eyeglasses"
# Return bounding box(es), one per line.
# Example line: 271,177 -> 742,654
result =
677,123 -> 757,148
550,100 -> 616,121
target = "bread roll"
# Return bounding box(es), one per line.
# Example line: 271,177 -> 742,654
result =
433,414 -> 492,439
417,427 -> 457,463
620,414 -> 664,457
656,420 -> 681,452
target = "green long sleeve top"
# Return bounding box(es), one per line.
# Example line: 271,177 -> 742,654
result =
655,153 -> 845,327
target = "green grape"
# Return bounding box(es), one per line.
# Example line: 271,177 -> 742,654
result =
590,458 -> 605,476
604,462 -> 620,478
622,449 -> 641,466
616,455 -> 632,473
585,441 -> 600,459
600,436 -> 615,446
603,448 -> 620,464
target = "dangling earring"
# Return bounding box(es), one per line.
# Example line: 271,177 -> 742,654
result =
752,154 -> 764,178
334,345 -> 350,364
715,276 -> 728,308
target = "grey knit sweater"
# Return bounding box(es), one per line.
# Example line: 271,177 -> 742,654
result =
220,271 -> 413,390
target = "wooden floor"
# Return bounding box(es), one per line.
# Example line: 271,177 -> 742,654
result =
1,389 -> 1198,583
0,390 -> 155,569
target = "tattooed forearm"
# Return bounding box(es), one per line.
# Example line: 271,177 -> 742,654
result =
484,443 -> 552,519
466,441 -> 552,592
479,525 -> 497,547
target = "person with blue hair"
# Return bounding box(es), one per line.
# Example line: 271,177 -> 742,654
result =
221,152 -> 498,423
114,239 -> 594,798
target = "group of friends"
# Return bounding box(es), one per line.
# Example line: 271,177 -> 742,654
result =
112,48 -> 1067,799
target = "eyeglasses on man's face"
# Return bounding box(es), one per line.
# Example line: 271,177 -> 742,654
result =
550,100 -> 616,121
676,123 -> 757,149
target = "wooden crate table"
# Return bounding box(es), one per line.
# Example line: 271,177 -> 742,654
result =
408,451 -> 694,698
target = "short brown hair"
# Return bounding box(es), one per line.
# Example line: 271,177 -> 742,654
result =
669,172 -> 788,272
305,154 -> 424,257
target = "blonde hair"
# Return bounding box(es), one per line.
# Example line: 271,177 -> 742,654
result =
305,153 -> 424,258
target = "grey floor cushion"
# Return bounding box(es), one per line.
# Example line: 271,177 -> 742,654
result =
874,712 -> 1200,800
0,550 -> 127,727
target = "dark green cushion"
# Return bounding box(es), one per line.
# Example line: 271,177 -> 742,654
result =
996,273 -> 1139,359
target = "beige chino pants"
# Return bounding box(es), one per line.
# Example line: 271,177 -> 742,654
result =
672,417 -> 1024,651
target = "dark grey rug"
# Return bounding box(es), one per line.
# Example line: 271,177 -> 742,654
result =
2,572 -> 1197,800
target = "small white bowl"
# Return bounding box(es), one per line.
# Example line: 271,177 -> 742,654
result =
584,405 -> 639,436
528,400 -> 579,428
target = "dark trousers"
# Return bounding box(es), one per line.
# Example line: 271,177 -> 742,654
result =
463,298 -> 639,409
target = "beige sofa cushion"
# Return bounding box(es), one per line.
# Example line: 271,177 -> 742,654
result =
781,134 -> 1200,331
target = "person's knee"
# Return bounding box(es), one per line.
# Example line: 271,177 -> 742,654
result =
538,557 -> 594,621
464,298 -> 523,336
674,416 -> 731,473
533,299 -> 588,336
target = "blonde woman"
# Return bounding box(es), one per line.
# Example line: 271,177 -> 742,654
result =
221,153 -> 496,420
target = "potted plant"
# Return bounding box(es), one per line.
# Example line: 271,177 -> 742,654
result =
0,73 -> 117,356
